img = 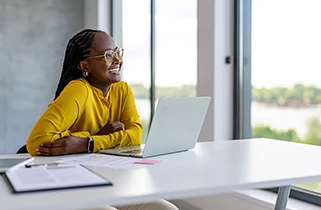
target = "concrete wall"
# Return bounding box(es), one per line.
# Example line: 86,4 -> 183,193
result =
197,0 -> 234,142
0,0 -> 84,154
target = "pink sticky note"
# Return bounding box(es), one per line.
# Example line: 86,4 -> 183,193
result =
134,159 -> 162,165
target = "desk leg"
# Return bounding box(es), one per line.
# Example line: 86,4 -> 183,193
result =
274,185 -> 291,210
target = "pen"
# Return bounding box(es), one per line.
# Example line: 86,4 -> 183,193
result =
25,163 -> 59,168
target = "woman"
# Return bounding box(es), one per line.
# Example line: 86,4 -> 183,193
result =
26,29 -> 178,210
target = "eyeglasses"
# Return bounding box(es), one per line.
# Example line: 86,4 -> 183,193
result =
86,47 -> 124,64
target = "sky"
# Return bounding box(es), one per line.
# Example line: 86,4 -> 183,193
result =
121,0 -> 321,88
252,0 -> 321,88
121,0 -> 197,87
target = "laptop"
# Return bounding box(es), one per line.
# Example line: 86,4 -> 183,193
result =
99,96 -> 211,158
0,157 -> 34,173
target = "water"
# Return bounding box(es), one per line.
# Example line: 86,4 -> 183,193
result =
135,99 -> 321,138
251,102 -> 321,137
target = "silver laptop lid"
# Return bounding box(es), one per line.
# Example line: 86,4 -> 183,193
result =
142,97 -> 211,157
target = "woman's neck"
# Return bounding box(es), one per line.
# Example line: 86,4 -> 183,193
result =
86,79 -> 110,97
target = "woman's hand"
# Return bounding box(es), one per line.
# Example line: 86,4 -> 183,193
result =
96,121 -> 125,135
36,136 -> 88,156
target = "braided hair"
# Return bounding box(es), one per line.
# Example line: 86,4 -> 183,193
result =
54,29 -> 101,99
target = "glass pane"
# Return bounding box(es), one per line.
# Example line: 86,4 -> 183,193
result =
251,0 -> 321,194
122,0 -> 151,142
155,0 -> 197,102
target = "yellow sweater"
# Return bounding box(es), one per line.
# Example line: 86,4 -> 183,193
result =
26,78 -> 142,156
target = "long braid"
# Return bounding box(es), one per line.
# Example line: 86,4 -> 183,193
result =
55,29 -> 101,99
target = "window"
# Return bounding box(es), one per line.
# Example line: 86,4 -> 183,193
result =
122,0 -> 151,142
155,0 -> 197,100
235,0 -> 321,205
121,0 -> 197,142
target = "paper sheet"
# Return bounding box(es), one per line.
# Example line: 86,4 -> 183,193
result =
5,164 -> 111,193
56,154 -> 144,170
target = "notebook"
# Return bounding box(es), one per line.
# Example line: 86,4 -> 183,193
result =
99,96 -> 211,158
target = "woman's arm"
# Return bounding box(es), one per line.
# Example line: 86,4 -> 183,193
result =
27,81 -> 142,155
26,80 -> 89,155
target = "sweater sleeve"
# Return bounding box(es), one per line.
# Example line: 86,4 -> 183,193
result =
91,84 -> 143,152
26,80 -> 90,155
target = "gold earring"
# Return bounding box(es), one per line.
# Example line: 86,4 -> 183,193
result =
83,71 -> 89,77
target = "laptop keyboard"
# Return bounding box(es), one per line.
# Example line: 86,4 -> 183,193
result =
121,149 -> 143,154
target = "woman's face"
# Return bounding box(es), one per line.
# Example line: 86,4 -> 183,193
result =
82,32 -> 122,86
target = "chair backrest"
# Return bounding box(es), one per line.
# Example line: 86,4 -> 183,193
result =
16,145 -> 28,154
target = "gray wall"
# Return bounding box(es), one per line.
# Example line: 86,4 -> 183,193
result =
0,0 -> 84,154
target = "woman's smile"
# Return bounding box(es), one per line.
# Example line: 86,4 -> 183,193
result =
107,68 -> 120,75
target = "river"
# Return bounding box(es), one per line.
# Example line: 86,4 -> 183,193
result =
135,99 -> 321,138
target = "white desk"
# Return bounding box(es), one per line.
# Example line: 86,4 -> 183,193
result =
1,138 -> 321,210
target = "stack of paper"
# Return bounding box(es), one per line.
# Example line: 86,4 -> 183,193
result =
5,164 -> 111,193
55,154 -> 163,170
56,154 -> 143,170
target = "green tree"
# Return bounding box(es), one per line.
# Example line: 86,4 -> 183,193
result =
251,116 -> 321,147
304,117 -> 321,146
252,125 -> 300,142
251,84 -> 321,105
288,84 -> 305,100
130,84 -> 149,99
131,84 -> 197,99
